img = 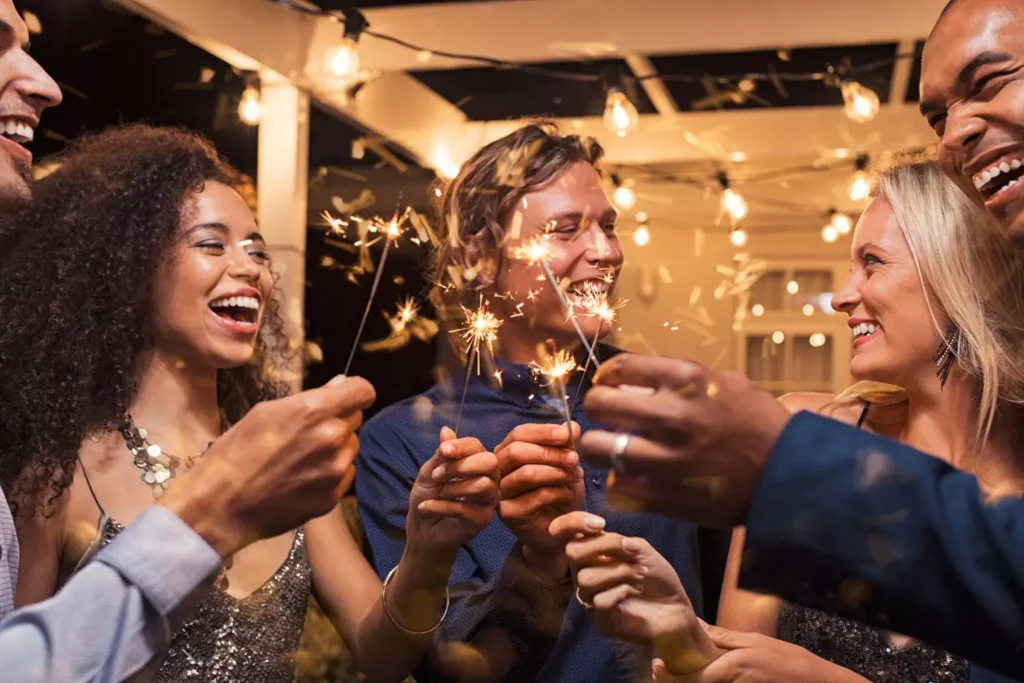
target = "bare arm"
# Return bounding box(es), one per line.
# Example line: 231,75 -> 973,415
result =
716,527 -> 782,636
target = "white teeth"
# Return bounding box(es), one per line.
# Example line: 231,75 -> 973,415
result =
0,118 -> 34,143
211,295 -> 260,310
973,157 -> 1024,191
1013,160 -> 1022,170
1001,162 -> 1012,173
852,322 -> 879,339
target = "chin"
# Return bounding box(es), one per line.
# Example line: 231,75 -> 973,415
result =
206,342 -> 257,370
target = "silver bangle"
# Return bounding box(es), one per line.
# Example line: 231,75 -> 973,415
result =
381,565 -> 450,636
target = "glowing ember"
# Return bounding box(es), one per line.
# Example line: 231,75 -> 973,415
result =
533,348 -> 578,385
511,236 -> 554,266
386,296 -> 420,335
453,300 -> 504,373
570,281 -> 626,323
322,210 -> 347,235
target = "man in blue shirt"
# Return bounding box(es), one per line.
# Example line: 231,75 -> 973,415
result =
358,123 -> 702,682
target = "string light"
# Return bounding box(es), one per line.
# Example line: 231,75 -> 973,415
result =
238,76 -> 261,126
821,224 -> 839,243
848,154 -> 872,202
635,211 -> 648,223
802,304 -> 815,316
751,304 -> 765,317
610,173 -> 637,210
841,80 -> 880,123
717,171 -> 748,222
324,9 -> 367,83
772,330 -> 785,344
830,209 -> 853,235
786,280 -> 800,295
729,228 -> 748,247
809,332 -> 827,347
634,225 -> 650,246
603,87 -> 639,138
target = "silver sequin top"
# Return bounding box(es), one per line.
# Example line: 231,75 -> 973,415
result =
93,516 -> 312,682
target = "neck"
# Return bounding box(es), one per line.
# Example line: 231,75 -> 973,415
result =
901,369 -> 1024,491
496,319 -> 582,367
129,350 -> 221,452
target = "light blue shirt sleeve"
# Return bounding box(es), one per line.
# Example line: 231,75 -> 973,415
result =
0,506 -> 221,682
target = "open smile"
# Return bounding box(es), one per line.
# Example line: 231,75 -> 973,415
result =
208,294 -> 261,334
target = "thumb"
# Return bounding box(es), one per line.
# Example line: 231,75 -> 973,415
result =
703,624 -> 756,650
439,426 -> 456,443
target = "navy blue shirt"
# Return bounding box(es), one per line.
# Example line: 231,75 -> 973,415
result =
356,349 -> 702,682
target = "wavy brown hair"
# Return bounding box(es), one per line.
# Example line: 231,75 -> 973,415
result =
0,124 -> 291,515
429,122 -> 604,323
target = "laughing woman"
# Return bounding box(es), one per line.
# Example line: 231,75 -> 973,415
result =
0,124 -> 500,683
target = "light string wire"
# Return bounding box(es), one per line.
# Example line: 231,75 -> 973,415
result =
270,0 -> 914,87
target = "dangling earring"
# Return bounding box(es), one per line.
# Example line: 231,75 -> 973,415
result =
932,323 -> 960,389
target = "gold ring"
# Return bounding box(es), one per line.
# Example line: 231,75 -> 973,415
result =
609,432 -> 630,474
575,585 -> 594,610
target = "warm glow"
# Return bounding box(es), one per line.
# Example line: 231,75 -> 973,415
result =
613,185 -> 637,210
772,330 -> 785,344
511,236 -> 555,265
325,36 -> 360,82
831,211 -> 853,235
603,88 -> 639,137
635,211 -> 648,223
809,332 -> 827,347
848,170 -> 872,202
841,80 -> 880,123
721,188 -> 749,221
802,303 -> 815,317
535,348 -> 578,384
751,304 -> 765,317
729,228 -> 748,247
786,280 -> 799,295
821,224 -> 839,243
730,151 -> 748,163
238,85 -> 261,126
633,226 -> 650,246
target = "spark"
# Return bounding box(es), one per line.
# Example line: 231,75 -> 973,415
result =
322,210 -> 347,235
493,369 -> 504,389
511,302 -> 526,319
452,299 -> 504,375
569,281 -> 626,323
510,235 -> 554,266
532,347 -> 578,385
387,296 -> 420,335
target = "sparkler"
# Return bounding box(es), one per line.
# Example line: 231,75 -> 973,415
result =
568,282 -> 626,412
342,209 -> 408,376
532,342 -> 579,451
451,298 -> 504,434
511,235 -> 598,367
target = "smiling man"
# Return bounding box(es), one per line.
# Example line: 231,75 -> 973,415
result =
921,0 -> 1024,242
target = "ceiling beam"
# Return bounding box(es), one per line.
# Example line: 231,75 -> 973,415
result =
889,38 -> 919,105
624,54 -> 679,116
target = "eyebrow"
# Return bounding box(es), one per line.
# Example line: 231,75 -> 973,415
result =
920,50 -> 1013,118
856,242 -> 885,258
547,209 -> 618,226
0,19 -> 28,52
188,222 -> 265,243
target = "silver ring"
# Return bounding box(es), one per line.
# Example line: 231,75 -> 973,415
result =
609,432 -> 630,474
575,585 -> 594,610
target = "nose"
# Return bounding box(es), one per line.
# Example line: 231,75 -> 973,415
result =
228,248 -> 261,282
941,108 -> 986,162
831,271 -> 861,315
14,52 -> 62,112
583,223 -> 623,269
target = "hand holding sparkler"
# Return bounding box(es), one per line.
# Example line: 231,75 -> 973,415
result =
492,421 -> 584,584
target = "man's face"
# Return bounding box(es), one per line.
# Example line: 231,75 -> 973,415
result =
922,0 -> 1024,244
0,1 -> 60,204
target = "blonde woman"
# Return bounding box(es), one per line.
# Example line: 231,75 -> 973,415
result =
557,157 -> 1024,682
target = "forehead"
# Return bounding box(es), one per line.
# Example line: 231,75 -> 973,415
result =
853,198 -> 906,249
922,1 -> 1023,92
0,2 -> 27,45
518,162 -> 611,218
187,181 -> 258,231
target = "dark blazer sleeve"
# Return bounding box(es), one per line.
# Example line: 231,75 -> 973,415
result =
738,411 -> 1024,679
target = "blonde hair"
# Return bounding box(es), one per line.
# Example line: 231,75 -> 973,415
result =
837,154 -> 1024,446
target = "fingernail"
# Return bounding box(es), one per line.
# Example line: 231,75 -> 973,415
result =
440,443 -> 453,456
567,451 -> 579,465
432,466 -> 445,481
622,537 -> 642,554
582,514 -> 605,532
417,501 -> 429,511
328,374 -> 347,386
634,565 -> 649,577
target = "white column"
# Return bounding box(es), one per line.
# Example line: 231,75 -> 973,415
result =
257,72 -> 310,392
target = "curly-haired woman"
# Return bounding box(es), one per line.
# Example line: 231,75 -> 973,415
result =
2,124 -> 500,683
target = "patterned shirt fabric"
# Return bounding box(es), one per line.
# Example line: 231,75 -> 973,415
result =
0,503 -> 221,682
357,347 -> 703,683
0,486 -> 17,620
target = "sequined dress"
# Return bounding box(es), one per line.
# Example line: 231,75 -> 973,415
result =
74,470 -> 312,683
776,403 -> 969,683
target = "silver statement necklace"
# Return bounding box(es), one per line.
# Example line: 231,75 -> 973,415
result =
120,414 -> 213,499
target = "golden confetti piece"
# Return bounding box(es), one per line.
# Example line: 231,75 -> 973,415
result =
303,341 -> 323,365
509,210 -> 524,241
658,264 -> 673,285
689,287 -> 702,305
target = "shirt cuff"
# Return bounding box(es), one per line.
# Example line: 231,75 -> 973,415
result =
94,506 -> 221,620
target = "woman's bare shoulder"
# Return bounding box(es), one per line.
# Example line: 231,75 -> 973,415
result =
777,391 -> 867,427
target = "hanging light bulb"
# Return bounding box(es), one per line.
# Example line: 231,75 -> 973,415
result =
830,209 -> 853,235
611,173 -> 637,210
841,80 -> 880,123
325,10 -> 368,84
821,224 -> 839,243
729,228 -> 748,247
633,225 -> 650,246
718,171 -> 748,221
603,86 -> 639,138
238,77 -> 261,126
848,154 -> 872,202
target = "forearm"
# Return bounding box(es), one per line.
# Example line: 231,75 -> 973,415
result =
0,507 -> 218,682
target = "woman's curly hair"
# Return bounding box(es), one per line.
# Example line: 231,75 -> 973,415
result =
0,124 -> 292,515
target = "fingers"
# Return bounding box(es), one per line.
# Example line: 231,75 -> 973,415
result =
439,476 -> 500,506
499,485 -> 577,515
438,434 -> 487,460
549,511 -> 607,540
439,425 -> 456,443
702,624 -> 760,650
496,440 -> 578,475
304,375 -> 376,421
584,388 -> 693,439
580,430 -> 706,478
592,582 -> 641,611
430,450 -> 499,483
417,499 -> 496,525
576,562 -> 645,603
565,531 -> 635,568
495,422 -> 581,453
594,354 -> 707,393
500,464 -> 583,499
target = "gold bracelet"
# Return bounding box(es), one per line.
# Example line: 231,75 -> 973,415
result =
381,565 -> 450,636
